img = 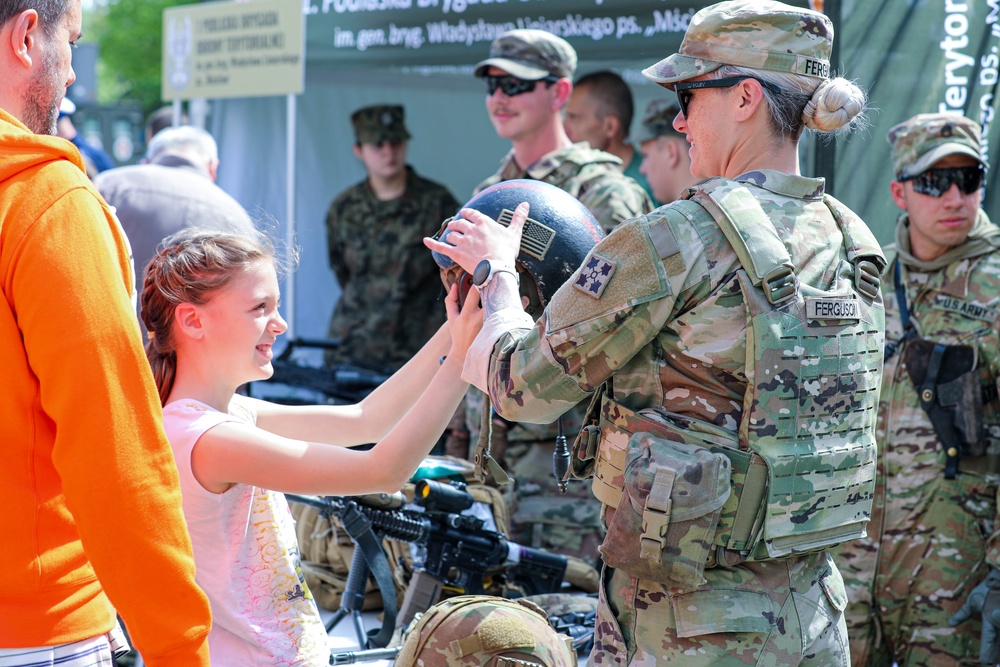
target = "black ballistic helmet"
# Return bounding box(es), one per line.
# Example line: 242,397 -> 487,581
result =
432,179 -> 604,314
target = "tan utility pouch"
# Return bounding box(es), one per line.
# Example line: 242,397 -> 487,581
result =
600,431 -> 731,588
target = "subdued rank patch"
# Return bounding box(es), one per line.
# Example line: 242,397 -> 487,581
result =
806,296 -> 860,321
574,253 -> 616,299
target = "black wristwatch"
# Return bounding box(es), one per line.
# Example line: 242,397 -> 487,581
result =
471,259 -> 518,290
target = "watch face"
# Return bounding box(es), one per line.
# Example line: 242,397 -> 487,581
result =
473,259 -> 491,287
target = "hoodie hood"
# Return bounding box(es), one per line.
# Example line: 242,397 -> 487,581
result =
0,107 -> 87,185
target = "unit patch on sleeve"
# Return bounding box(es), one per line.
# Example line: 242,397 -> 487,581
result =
574,253 -> 617,299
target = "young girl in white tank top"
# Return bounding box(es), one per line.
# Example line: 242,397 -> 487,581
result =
141,229 -> 482,666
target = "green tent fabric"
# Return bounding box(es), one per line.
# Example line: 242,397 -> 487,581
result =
832,0 -> 1000,238
301,1 -> 714,68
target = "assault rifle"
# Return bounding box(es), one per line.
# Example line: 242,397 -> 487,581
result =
286,480 -> 567,642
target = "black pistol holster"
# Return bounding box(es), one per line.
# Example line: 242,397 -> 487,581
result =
904,339 -> 984,478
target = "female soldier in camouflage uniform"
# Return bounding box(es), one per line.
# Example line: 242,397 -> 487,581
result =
427,1 -> 883,665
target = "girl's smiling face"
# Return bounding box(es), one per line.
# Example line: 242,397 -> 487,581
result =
197,259 -> 287,385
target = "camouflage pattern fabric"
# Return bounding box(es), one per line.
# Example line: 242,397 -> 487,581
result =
831,218 -> 1000,667
642,0 -> 833,87
474,28 -> 577,80
395,594 -> 577,666
474,143 -> 653,233
887,112 -> 988,179
632,99 -> 683,145
463,389 -> 603,567
325,167 -> 459,369
477,169 -> 873,665
455,143 -> 651,568
350,104 -> 411,144
595,552 -> 848,665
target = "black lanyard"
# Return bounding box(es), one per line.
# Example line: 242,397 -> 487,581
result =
884,258 -> 916,361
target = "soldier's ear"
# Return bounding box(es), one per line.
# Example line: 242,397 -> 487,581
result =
666,137 -> 682,168
552,79 -> 572,111
603,114 -> 621,142
889,180 -> 907,212
351,144 -> 363,161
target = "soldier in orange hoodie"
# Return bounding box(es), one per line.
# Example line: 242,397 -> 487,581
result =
0,1 -> 212,665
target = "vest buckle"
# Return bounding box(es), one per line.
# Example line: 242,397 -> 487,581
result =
762,264 -> 796,305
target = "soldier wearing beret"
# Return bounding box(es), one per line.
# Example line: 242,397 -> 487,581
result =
429,1 -> 883,664
324,104 -> 460,370
635,98 -> 698,204
832,112 -> 1000,667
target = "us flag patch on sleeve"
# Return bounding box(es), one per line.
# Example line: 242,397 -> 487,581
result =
574,254 -> 616,299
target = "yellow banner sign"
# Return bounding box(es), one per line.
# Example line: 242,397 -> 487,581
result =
163,0 -> 304,101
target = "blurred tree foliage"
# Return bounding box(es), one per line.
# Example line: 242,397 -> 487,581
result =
85,0 -> 192,117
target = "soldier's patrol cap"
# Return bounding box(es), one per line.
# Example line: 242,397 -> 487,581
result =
350,104 -> 411,145
888,113 -> 988,179
474,29 -> 577,80
633,99 -> 683,144
643,0 -> 833,89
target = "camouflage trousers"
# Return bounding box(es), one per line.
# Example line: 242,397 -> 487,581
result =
832,472 -> 996,667
589,551 -> 849,666
503,440 -> 605,567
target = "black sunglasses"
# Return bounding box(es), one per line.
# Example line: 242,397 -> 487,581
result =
484,74 -> 559,97
674,76 -> 782,117
901,165 -> 985,197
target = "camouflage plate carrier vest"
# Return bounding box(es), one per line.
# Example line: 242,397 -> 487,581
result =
580,178 -> 885,580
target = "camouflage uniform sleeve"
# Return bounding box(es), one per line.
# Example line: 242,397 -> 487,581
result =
325,190 -> 352,287
478,205 -> 712,424
986,304 -> 1000,568
988,493 -> 1000,567
577,169 -> 655,233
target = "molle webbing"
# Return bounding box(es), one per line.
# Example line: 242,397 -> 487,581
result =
582,178 -> 884,563
692,178 -> 882,559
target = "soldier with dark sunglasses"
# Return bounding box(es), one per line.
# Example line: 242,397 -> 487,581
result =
832,112 -> 1000,667
472,29 -> 652,234
431,2 -> 882,664
440,28 -> 653,592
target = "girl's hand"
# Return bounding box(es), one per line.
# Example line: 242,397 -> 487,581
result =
444,283 -> 483,359
424,202 -> 528,275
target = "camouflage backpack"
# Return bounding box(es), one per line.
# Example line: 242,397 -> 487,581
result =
395,595 -> 578,666
291,456 -> 511,612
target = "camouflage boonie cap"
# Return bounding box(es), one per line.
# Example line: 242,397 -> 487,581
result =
474,29 -> 577,80
633,98 -> 683,144
888,112 -> 988,178
350,104 -> 411,144
643,0 -> 833,89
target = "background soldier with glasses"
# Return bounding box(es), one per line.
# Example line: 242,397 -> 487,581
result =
443,28 -> 652,576
833,112 -> 1000,667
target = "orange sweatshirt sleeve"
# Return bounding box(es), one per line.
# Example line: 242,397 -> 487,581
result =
9,179 -> 212,664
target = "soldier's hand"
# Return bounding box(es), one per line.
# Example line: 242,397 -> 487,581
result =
424,202 -> 528,275
950,567 -> 1000,664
